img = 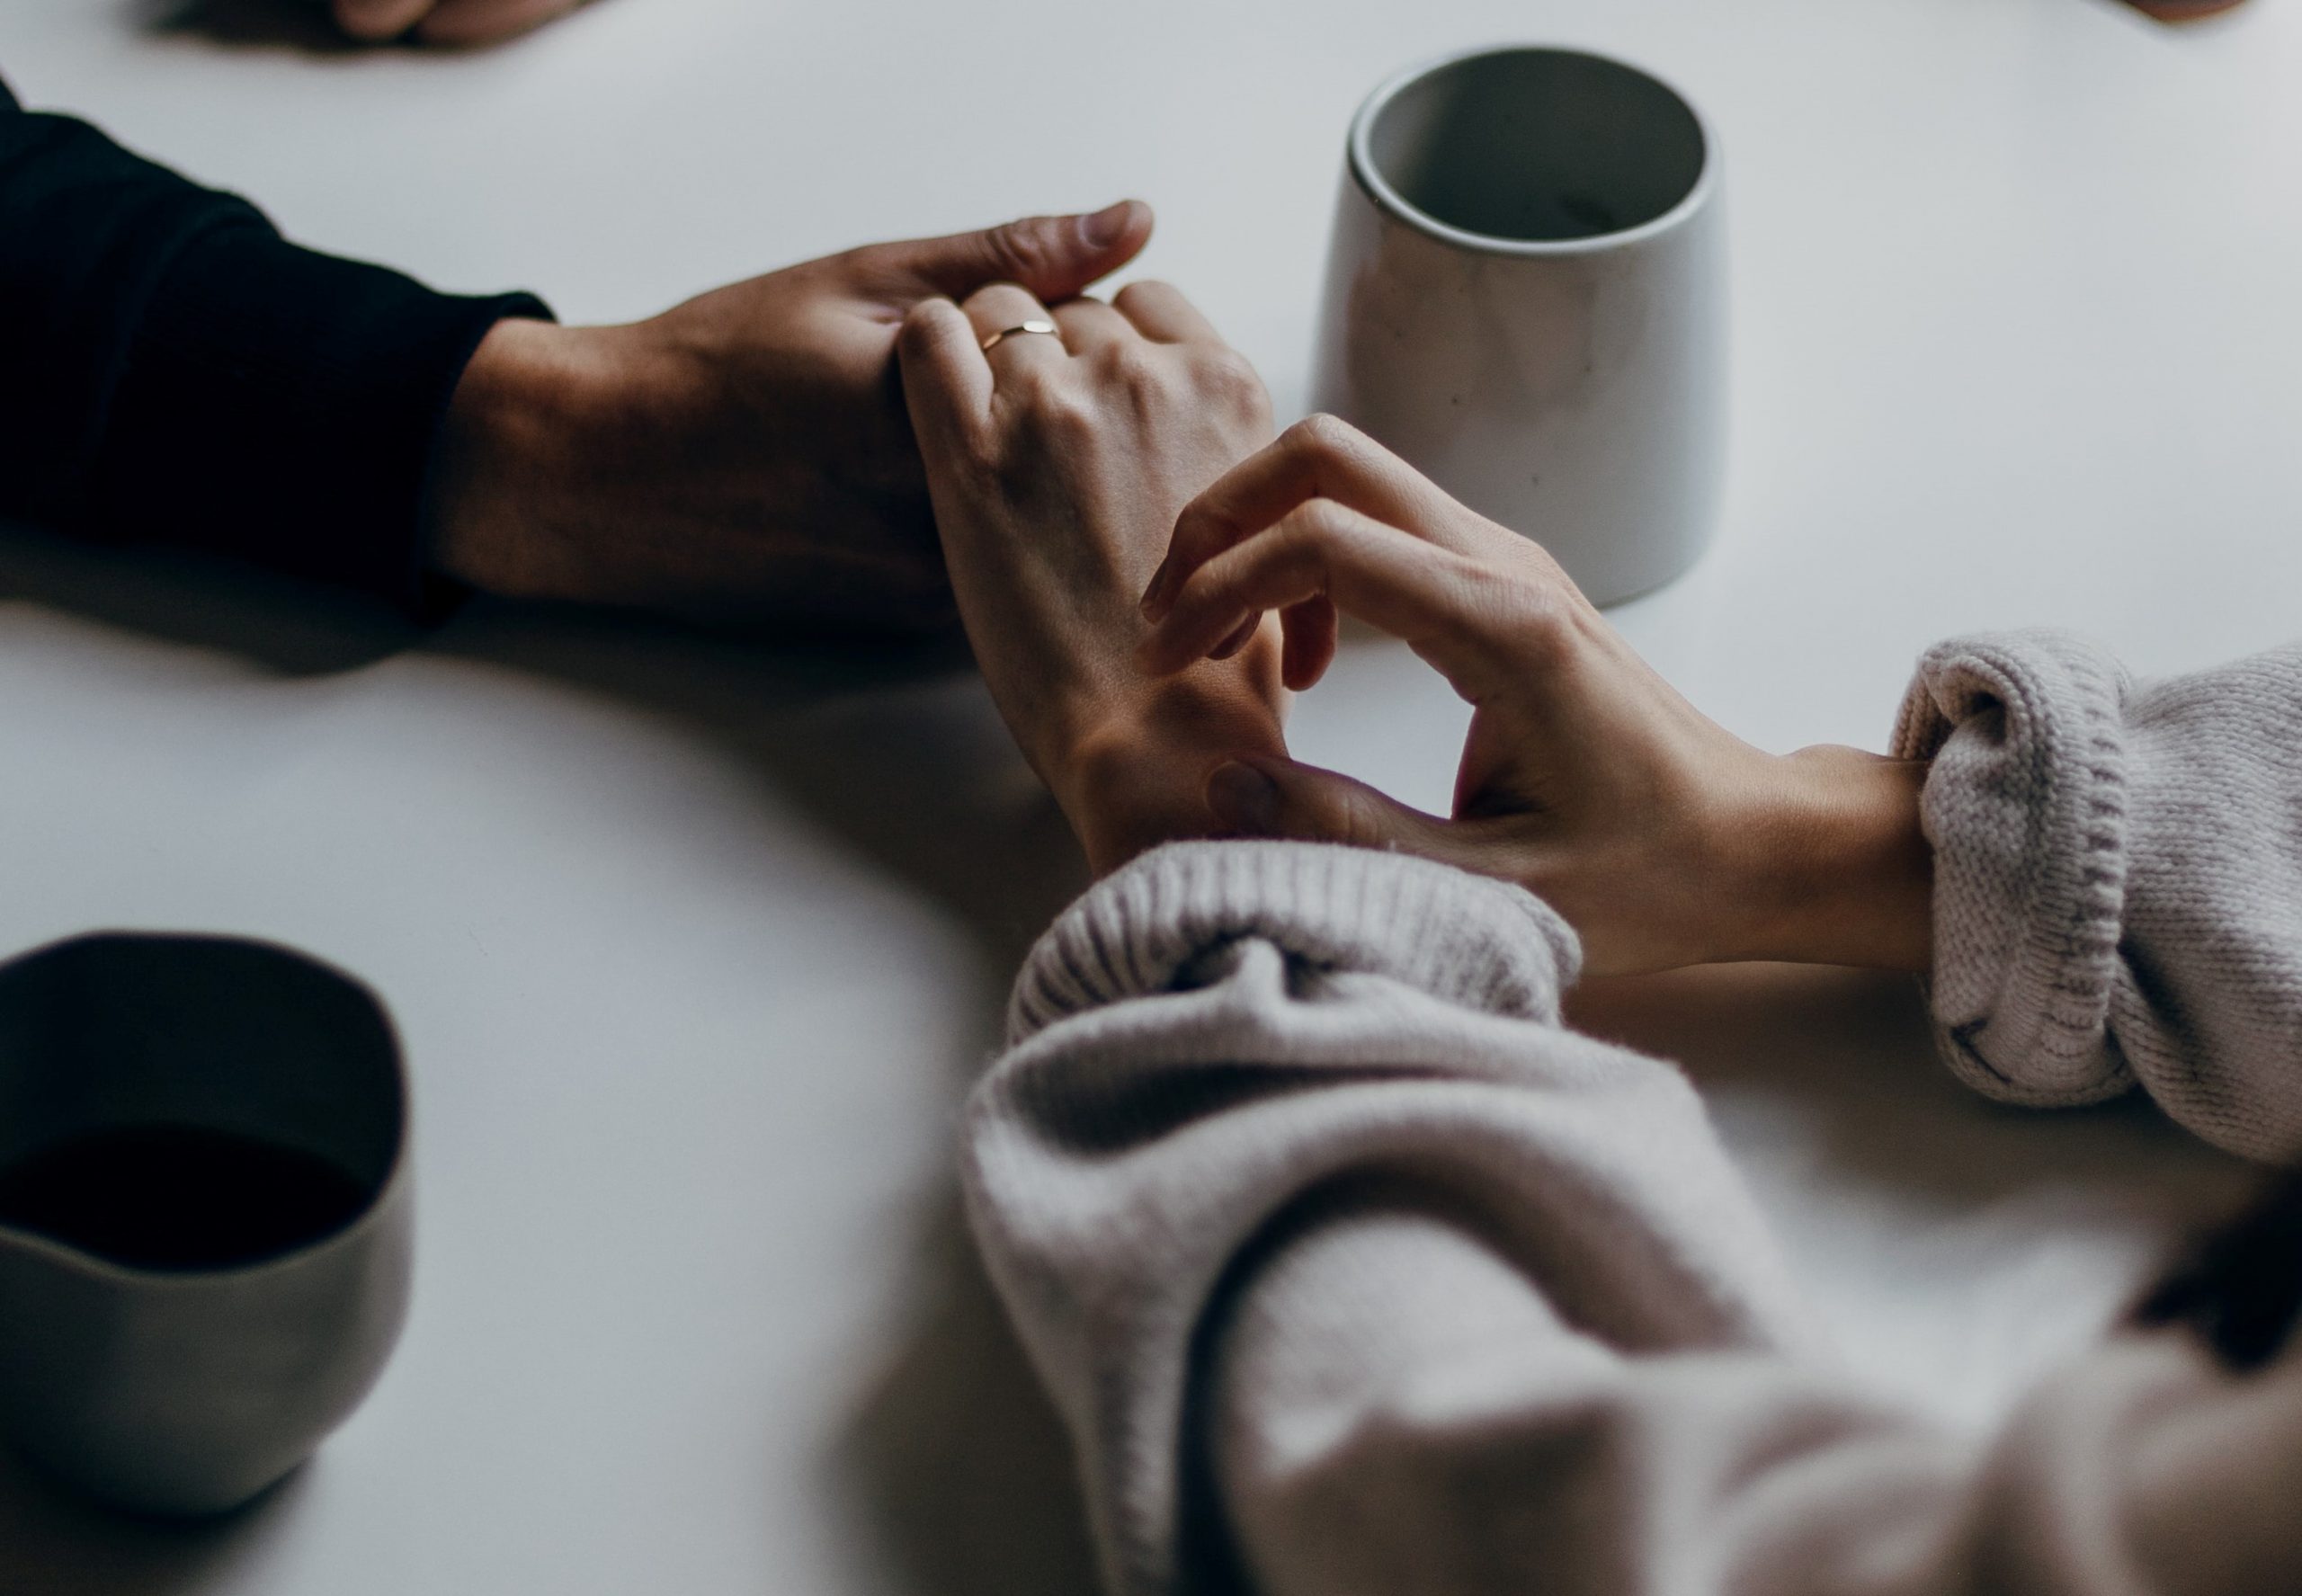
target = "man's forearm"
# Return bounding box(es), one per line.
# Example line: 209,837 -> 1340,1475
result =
0,74 -> 549,607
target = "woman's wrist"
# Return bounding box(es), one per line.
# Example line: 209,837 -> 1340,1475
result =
1713,747 -> 1935,970
1048,673 -> 1289,877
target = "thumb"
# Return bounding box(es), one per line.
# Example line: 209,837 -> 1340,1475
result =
1205,755 -> 1497,874
883,201 -> 1155,302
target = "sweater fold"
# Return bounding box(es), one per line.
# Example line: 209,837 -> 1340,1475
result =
1897,632 -> 2302,1158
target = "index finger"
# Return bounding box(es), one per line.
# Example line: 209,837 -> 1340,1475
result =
1141,498 -> 1535,703
1141,415 -> 1495,621
895,297 -> 995,457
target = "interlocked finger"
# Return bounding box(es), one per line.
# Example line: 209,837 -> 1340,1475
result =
1141,497 -> 1533,700
1143,415 -> 1515,622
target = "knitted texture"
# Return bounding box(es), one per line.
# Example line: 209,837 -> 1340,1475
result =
1007,839 -> 1579,1040
969,842 -> 1805,1596
963,837 -> 2302,1596
1897,632 -> 2302,1159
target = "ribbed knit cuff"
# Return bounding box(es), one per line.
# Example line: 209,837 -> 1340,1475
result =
1008,841 -> 1580,1042
1894,631 -> 2135,1105
87,215 -> 551,611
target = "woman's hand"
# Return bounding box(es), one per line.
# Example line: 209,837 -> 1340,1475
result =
1138,415 -> 1932,975
897,281 -> 1286,876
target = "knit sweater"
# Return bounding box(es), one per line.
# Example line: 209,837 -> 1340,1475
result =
1897,632 -> 2302,1159
962,632 -> 2302,1596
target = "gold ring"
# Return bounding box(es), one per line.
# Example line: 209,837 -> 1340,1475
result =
980,319 -> 1060,352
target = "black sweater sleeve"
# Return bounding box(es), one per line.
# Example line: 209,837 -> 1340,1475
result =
0,75 -> 551,606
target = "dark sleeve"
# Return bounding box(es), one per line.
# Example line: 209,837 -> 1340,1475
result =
0,75 -> 552,607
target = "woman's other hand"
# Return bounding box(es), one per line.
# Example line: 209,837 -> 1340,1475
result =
1138,415 -> 1932,975
897,281 -> 1286,876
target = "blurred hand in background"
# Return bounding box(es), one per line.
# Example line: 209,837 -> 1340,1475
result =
329,0 -> 586,47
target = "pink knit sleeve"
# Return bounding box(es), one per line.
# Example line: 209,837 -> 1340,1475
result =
1896,631 -> 2302,1160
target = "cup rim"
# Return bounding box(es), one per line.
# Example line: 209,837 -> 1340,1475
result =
1346,42 -> 1718,258
0,930 -> 411,1288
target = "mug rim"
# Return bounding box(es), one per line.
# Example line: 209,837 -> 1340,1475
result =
0,929 -> 411,1288
1346,42 -> 1718,258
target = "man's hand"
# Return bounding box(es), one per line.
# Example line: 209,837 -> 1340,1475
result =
427,202 -> 1155,631
331,0 -> 584,46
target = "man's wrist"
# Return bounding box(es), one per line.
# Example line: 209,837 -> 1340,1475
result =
426,317 -> 601,599
1716,747 -> 1935,970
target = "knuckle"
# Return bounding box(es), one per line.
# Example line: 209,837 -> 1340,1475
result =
1287,412 -> 1359,461
985,217 -> 1056,281
1282,499 -> 1353,547
1012,383 -> 1099,448
1194,346 -> 1267,407
1090,339 -> 1161,387
1487,576 -> 1574,660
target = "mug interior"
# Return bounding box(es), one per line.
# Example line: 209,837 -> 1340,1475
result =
1361,47 -> 1708,245
0,934 -> 403,1266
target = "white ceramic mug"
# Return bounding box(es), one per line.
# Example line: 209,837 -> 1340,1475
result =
1309,45 -> 1726,606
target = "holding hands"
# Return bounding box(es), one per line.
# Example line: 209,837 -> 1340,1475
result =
899,321 -> 1931,974
431,205 -> 1155,631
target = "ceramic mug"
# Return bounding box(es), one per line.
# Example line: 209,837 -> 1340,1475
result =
1309,44 -> 1726,606
0,932 -> 411,1517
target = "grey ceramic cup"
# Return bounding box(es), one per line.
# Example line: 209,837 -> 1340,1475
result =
0,933 -> 411,1517
1309,45 -> 1726,606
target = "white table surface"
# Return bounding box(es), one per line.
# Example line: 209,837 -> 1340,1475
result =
0,0 -> 2294,1590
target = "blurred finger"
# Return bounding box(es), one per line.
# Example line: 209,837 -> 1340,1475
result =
1050,296 -> 1136,354
1142,498 -> 1527,700
333,0 -> 433,40
962,283 -> 1066,376
1143,414 -> 1493,621
412,0 -> 580,43
1112,280 -> 1219,344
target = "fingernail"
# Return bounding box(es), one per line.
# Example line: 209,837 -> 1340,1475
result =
1206,761 -> 1281,836
1078,201 -> 1137,250
1138,568 -> 1170,620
